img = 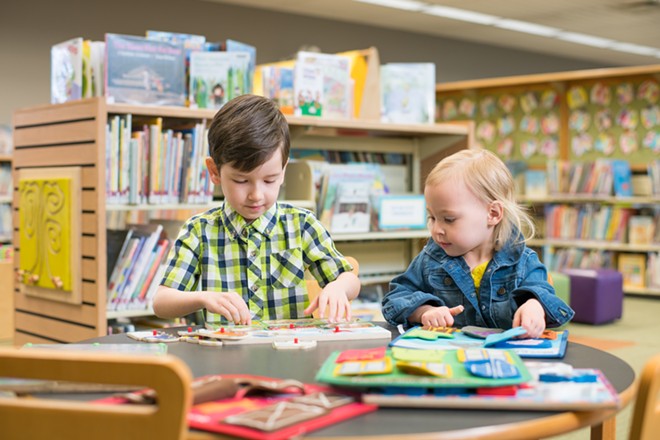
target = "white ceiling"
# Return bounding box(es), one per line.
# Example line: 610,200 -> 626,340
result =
205,0 -> 660,66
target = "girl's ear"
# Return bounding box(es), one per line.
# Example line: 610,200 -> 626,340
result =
487,201 -> 504,226
206,157 -> 221,185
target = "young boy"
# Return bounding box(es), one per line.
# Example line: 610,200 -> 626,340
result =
153,95 -> 360,325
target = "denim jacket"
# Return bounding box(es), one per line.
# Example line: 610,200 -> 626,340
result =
382,238 -> 574,329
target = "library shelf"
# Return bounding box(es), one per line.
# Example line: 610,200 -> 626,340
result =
11,97 -> 472,343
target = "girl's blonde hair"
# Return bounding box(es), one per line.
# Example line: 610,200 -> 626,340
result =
425,149 -> 535,250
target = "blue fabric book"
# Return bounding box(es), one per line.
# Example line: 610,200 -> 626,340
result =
390,326 -> 569,359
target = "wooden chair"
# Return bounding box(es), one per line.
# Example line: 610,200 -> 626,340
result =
629,354 -> 660,440
0,347 -> 193,440
307,256 -> 359,318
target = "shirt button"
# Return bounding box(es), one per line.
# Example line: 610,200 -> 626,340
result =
497,287 -> 506,295
251,284 -> 258,292
481,305 -> 486,310
242,229 -> 249,237
250,250 -> 258,258
444,277 -> 452,286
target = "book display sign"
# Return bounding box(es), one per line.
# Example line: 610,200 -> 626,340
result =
105,33 -> 185,106
377,195 -> 426,230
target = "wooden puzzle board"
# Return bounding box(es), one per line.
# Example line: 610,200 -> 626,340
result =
198,319 -> 392,345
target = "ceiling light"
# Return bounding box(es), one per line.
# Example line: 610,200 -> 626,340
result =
610,42 -> 658,56
494,19 -> 560,37
556,32 -> 613,49
354,0 -> 427,12
423,5 -> 499,25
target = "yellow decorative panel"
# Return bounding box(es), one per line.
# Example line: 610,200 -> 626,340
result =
18,167 -> 81,304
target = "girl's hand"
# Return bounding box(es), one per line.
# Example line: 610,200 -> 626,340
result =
420,305 -> 464,328
304,287 -> 351,323
202,291 -> 252,325
513,298 -> 546,338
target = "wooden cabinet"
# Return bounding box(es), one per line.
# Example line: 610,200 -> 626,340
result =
12,97 -> 472,343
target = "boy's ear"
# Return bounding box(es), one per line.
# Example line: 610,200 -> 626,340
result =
206,157 -> 221,185
487,201 -> 504,226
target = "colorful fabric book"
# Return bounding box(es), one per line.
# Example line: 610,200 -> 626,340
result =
390,326 -> 569,359
363,361 -> 620,411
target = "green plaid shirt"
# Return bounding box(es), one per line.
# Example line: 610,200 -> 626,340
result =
161,202 -> 352,322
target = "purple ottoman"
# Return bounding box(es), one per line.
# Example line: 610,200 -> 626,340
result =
561,268 -> 623,325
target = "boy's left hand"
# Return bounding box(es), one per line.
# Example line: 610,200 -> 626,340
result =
513,298 -> 546,339
304,287 -> 351,323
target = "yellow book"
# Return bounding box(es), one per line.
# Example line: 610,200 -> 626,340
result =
618,254 -> 646,289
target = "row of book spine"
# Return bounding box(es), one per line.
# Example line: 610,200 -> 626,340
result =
544,248 -> 615,272
105,114 -> 213,205
0,164 -> 12,195
544,205 -> 632,242
106,224 -> 171,312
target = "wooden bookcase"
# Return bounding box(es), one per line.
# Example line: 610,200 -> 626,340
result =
11,97 -> 472,343
436,64 -> 660,298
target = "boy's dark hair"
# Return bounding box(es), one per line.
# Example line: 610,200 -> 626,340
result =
207,94 -> 290,172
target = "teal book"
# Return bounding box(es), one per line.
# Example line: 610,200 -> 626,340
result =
611,160 -> 632,197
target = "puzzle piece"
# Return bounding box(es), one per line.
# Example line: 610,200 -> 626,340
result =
197,328 -> 249,340
334,357 -> 392,376
272,339 -> 317,350
483,326 -> 527,347
126,330 -> 180,343
402,328 -> 455,341
336,347 -> 386,363
461,326 -> 503,339
391,346 -> 445,362
466,358 -> 520,379
396,361 -> 452,378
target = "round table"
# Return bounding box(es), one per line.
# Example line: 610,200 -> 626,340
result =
86,328 -> 635,440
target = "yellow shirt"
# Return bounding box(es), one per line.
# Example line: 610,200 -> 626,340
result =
471,261 -> 490,299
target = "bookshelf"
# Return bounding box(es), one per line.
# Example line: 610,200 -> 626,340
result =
523,195 -> 660,297
11,97 -> 472,343
436,64 -> 660,299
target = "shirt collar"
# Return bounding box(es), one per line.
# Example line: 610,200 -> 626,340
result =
221,202 -> 279,240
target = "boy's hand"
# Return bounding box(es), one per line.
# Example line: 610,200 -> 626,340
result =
202,291 -> 252,325
304,287 -> 351,323
513,298 -> 546,338
419,305 -> 464,328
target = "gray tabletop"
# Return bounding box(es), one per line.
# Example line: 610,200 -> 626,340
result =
84,325 -> 635,438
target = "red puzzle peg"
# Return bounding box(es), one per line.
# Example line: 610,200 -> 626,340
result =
334,326 -> 340,333
294,338 -> 299,344
152,330 -> 157,336
289,323 -> 295,329
220,327 -> 225,333
187,326 -> 193,333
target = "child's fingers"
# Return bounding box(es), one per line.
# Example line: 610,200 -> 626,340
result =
304,297 -> 319,316
449,305 -> 464,316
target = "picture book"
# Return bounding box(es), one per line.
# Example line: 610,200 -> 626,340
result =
294,51 -> 352,119
317,163 -> 383,232
524,170 -> 548,198
105,33 -> 185,106
226,39 -> 257,94
189,51 -> 250,109
380,63 -> 435,124
628,215 -> 655,245
618,253 -> 647,289
330,180 -> 372,233
390,326 -> 569,359
363,361 -> 620,411
315,347 -> 532,389
98,374 -> 376,440
197,318 -> 391,345
261,66 -> 295,115
611,159 -> 633,197
51,37 -> 83,104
